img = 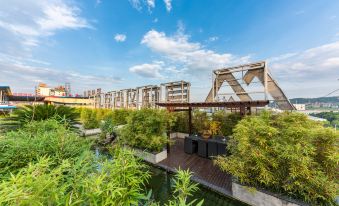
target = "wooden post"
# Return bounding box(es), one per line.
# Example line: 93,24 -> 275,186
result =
240,106 -> 245,116
189,107 -> 192,134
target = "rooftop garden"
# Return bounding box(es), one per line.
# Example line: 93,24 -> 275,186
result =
0,114 -> 204,205
215,111 -> 339,206
1,105 -> 337,205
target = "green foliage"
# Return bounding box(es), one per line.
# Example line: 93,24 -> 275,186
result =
100,109 -> 131,138
0,119 -> 92,179
215,111 -> 339,205
0,119 -> 204,205
69,148 -> 151,205
79,108 -> 114,129
80,108 -> 100,129
168,169 -> 204,206
172,112 -> 190,133
171,110 -> 242,136
119,109 -> 175,152
192,110 -> 209,134
212,111 -> 242,136
147,169 -> 204,206
310,111 -> 339,128
0,148 -> 151,205
0,157 -> 71,205
1,104 -> 79,130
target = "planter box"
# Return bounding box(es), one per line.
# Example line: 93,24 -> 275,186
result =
232,182 -> 308,206
170,132 -> 189,139
125,146 -> 167,164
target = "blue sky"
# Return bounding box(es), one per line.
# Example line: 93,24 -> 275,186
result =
0,0 -> 338,100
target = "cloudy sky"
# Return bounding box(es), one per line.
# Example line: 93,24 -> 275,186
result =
0,0 -> 338,100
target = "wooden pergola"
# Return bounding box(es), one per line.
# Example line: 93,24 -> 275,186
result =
156,100 -> 269,134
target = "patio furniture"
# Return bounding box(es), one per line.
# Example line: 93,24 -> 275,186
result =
217,141 -> 227,156
197,138 -> 208,158
184,136 -> 197,154
207,140 -> 218,158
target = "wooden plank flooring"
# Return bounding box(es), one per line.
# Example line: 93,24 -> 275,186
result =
157,138 -> 233,195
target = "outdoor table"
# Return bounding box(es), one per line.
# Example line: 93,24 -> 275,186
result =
185,135 -> 228,158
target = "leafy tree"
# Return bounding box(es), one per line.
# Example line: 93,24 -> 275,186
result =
310,111 -> 339,128
119,109 -> 175,152
212,110 -> 242,136
192,110 -> 209,134
171,112 -> 190,133
1,104 -> 79,130
100,109 -> 131,138
215,111 -> 339,205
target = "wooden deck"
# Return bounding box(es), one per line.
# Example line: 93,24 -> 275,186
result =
157,138 -> 233,195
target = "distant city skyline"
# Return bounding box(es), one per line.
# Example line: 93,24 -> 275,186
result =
0,0 -> 339,101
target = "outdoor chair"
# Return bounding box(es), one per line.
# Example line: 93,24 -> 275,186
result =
207,141 -> 218,158
197,139 -> 208,158
217,142 -> 227,156
184,136 -> 197,154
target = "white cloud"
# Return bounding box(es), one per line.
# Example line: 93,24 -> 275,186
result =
37,4 -> 90,31
0,53 -> 121,94
208,36 -> 219,42
164,0 -> 172,12
141,29 -> 249,73
114,34 -> 127,42
129,62 -> 164,78
129,0 -> 142,11
270,41 -> 339,73
0,0 -> 91,50
267,41 -> 339,97
129,0 -> 171,12
146,0 -> 155,10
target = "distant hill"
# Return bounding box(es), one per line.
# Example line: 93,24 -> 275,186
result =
289,96 -> 339,104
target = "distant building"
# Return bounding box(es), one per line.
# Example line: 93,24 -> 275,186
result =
35,83 -> 67,97
293,104 -> 306,111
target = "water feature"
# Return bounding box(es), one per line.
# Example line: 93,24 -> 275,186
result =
147,166 -> 248,206
95,147 -> 248,206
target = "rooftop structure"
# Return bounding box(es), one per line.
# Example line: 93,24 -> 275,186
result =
206,61 -> 295,110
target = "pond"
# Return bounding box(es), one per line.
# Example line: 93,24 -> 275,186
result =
95,147 -> 247,206
147,166 -> 248,206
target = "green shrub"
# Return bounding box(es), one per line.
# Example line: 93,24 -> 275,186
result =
172,112 -> 190,133
148,169 -> 204,206
100,109 -> 131,138
119,109 -> 175,152
0,148 -> 151,205
215,111 -> 339,205
0,119 -> 203,205
79,108 -> 114,129
80,108 -> 100,129
212,110 -> 242,136
73,148 -> 150,205
1,104 -> 79,130
192,110 -> 210,134
0,119 -> 92,178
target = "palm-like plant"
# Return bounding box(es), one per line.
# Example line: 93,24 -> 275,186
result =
1,104 -> 79,130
